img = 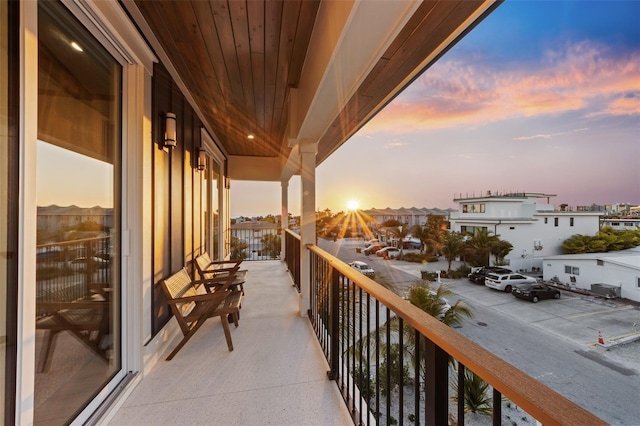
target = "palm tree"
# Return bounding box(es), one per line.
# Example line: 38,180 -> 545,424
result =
411,224 -> 429,254
451,368 -> 492,415
465,228 -> 498,266
441,231 -> 465,273
490,239 -> 513,265
424,214 -> 446,256
407,284 -> 472,328
361,281 -> 474,416
389,225 -> 410,259
396,283 -> 473,387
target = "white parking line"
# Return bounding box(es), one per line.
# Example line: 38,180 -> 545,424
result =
566,305 -> 633,319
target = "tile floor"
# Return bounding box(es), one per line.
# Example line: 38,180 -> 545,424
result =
107,261 -> 352,425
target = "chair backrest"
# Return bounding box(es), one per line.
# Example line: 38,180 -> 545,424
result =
162,268 -> 200,316
195,253 -> 212,278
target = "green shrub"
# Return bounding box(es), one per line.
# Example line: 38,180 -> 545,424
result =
401,252 -> 427,263
420,271 -> 438,281
379,343 -> 412,395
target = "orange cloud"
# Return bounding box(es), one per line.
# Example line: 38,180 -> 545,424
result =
361,41 -> 640,134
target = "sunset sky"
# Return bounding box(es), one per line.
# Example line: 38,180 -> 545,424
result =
232,0 -> 640,217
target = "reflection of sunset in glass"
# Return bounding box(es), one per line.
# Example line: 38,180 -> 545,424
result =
346,199 -> 359,211
37,141 -> 114,208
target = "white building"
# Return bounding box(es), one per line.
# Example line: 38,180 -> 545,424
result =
601,218 -> 640,231
543,247 -> 640,303
363,207 -> 455,228
449,192 -> 602,271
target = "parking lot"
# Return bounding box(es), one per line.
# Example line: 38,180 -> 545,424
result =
388,259 -> 640,348
323,239 -> 640,350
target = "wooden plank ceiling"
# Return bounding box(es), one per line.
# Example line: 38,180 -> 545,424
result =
133,0 -> 495,173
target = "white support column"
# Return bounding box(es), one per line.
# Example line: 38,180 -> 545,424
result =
299,140 -> 317,316
281,180 -> 289,257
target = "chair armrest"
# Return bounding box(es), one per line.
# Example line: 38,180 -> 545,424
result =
195,272 -> 239,292
169,290 -> 231,304
204,260 -> 243,270
202,266 -> 237,273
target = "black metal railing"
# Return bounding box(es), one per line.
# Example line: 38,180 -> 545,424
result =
230,226 -> 281,261
307,244 -> 605,426
36,236 -> 111,316
284,229 -> 301,291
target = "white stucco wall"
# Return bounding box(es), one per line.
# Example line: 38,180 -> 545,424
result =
542,254 -> 640,302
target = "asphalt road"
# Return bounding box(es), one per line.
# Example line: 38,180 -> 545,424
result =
318,239 -> 640,425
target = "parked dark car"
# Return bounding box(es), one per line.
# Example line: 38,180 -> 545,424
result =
467,266 -> 512,284
363,244 -> 384,255
512,283 -> 561,303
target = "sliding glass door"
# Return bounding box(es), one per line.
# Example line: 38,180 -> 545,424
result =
35,2 -> 121,423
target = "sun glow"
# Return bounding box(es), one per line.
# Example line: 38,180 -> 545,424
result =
346,199 -> 360,211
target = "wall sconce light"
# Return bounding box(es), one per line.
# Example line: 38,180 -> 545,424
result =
197,147 -> 206,171
164,112 -> 177,149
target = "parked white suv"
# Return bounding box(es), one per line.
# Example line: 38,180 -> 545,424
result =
485,273 -> 536,292
349,261 -> 375,278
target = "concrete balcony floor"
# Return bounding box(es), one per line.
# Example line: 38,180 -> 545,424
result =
107,260 -> 352,425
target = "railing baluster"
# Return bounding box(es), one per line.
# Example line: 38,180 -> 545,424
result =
351,281 -> 356,415
358,286 -> 363,424
398,317 -> 404,426
366,292 -> 371,426
414,330 -> 420,426
425,338 -> 448,426
385,308 -> 391,424
458,362 -> 465,426
328,266 -> 339,380
493,388 -> 502,426
375,299 -> 380,423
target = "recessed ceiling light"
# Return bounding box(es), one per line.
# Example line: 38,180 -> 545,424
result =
247,134 -> 255,139
70,41 -> 83,52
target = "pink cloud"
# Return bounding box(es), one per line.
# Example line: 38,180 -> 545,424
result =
361,41 -> 640,134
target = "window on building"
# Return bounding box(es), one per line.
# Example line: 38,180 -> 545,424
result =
554,217 -> 559,227
564,265 -> 580,275
462,203 -> 485,213
597,259 -> 604,266
509,226 -> 515,230
570,217 -> 574,226
636,277 -> 640,289
544,217 -> 548,224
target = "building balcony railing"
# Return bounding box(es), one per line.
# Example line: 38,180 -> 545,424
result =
229,225 -> 282,261
297,240 -> 606,425
36,236 -> 111,316
284,229 -> 301,292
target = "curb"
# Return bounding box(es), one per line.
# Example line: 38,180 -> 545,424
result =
595,333 -> 640,350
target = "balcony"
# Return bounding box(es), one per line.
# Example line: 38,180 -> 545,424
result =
106,240 -> 605,425
106,260 -> 352,425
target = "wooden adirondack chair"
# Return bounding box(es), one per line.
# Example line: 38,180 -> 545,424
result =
194,252 -> 247,294
161,267 -> 242,360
